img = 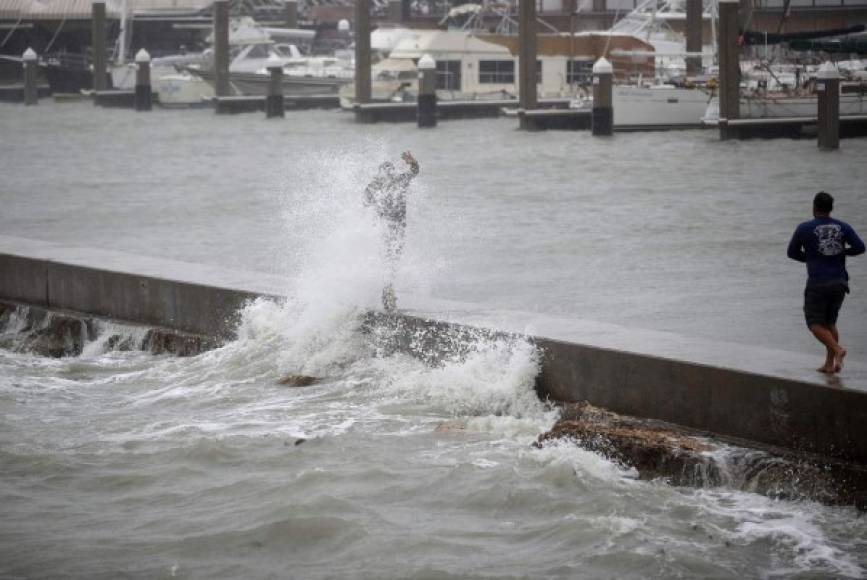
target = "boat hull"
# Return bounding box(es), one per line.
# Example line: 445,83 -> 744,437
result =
194,69 -> 350,97
612,86 -> 713,129
704,94 -> 867,121
153,73 -> 214,107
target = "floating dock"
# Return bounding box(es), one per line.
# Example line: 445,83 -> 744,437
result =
707,114 -> 867,139
0,83 -> 51,103
351,98 -> 571,123
1,234 -> 866,468
212,94 -> 341,114
93,90 -> 138,108
505,108 -> 592,131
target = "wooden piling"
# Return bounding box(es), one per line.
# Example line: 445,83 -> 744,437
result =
134,49 -> 152,111
91,2 -> 107,92
388,0 -> 402,23
213,0 -> 230,98
817,61 -> 840,151
717,0 -> 740,140
591,57 -> 613,136
285,0 -> 298,28
686,0 -> 703,77
266,61 -> 285,118
518,0 -> 538,124
22,48 -> 38,106
354,0 -> 371,111
417,54 -> 436,128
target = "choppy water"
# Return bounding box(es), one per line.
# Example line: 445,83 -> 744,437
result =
2,101 -> 866,354
3,299 -> 867,579
1,102 -> 867,579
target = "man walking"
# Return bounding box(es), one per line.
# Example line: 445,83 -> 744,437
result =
787,192 -> 864,373
364,151 -> 419,312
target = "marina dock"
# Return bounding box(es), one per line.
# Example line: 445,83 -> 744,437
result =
212,94 -> 341,114
707,114 -> 867,139
0,83 -> 50,102
508,108 -> 592,131
351,98 -> 571,123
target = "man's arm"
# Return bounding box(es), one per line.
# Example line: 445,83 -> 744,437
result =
787,228 -> 806,262
845,224 -> 866,256
400,151 -> 419,180
363,178 -> 380,206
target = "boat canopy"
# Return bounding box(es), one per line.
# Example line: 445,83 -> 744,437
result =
740,25 -> 866,46
787,36 -> 867,55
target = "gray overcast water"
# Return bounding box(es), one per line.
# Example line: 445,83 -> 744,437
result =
2,101 -> 866,354
1,102 -> 866,579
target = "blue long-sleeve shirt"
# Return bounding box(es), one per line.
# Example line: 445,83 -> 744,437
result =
787,216 -> 865,284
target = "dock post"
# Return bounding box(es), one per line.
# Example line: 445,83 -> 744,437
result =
266,57 -> 285,118
417,54 -> 437,128
213,0 -> 230,98
354,0 -> 371,120
388,0 -> 402,23
591,57 -> 613,136
92,2 -> 107,92
686,0 -> 703,77
337,18 -> 351,53
285,0 -> 298,28
134,49 -> 152,111
717,0 -> 740,140
817,61 -> 840,151
518,0 -> 538,129
22,48 -> 38,106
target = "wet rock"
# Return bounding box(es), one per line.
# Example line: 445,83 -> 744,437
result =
0,303 -> 94,357
104,334 -> 138,352
0,300 -> 220,359
537,401 -> 867,509
537,402 -> 716,484
142,328 -> 219,357
277,374 -> 321,387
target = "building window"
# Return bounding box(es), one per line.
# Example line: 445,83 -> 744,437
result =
437,60 -> 462,91
566,59 -> 594,85
536,60 -> 543,84
479,60 -> 515,84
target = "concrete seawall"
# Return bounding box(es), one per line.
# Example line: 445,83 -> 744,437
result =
0,236 -> 286,339
2,235 -> 867,465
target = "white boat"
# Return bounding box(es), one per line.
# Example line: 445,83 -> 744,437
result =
110,17 -> 322,105
608,0 -> 717,80
613,84 -> 714,129
703,92 -> 867,122
340,28 -> 657,106
187,39 -> 354,97
152,70 -> 213,107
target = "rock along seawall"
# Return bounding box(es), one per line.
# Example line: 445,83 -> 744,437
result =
2,235 -> 867,467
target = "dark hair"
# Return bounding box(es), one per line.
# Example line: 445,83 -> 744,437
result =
813,191 -> 834,214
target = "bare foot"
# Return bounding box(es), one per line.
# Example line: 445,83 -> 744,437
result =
818,351 -> 835,373
834,348 -> 847,373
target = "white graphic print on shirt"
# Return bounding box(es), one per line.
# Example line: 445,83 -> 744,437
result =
814,224 -> 843,256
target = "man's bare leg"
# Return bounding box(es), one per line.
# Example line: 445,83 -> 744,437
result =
828,325 -> 847,372
810,324 -> 844,373
382,284 -> 397,312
